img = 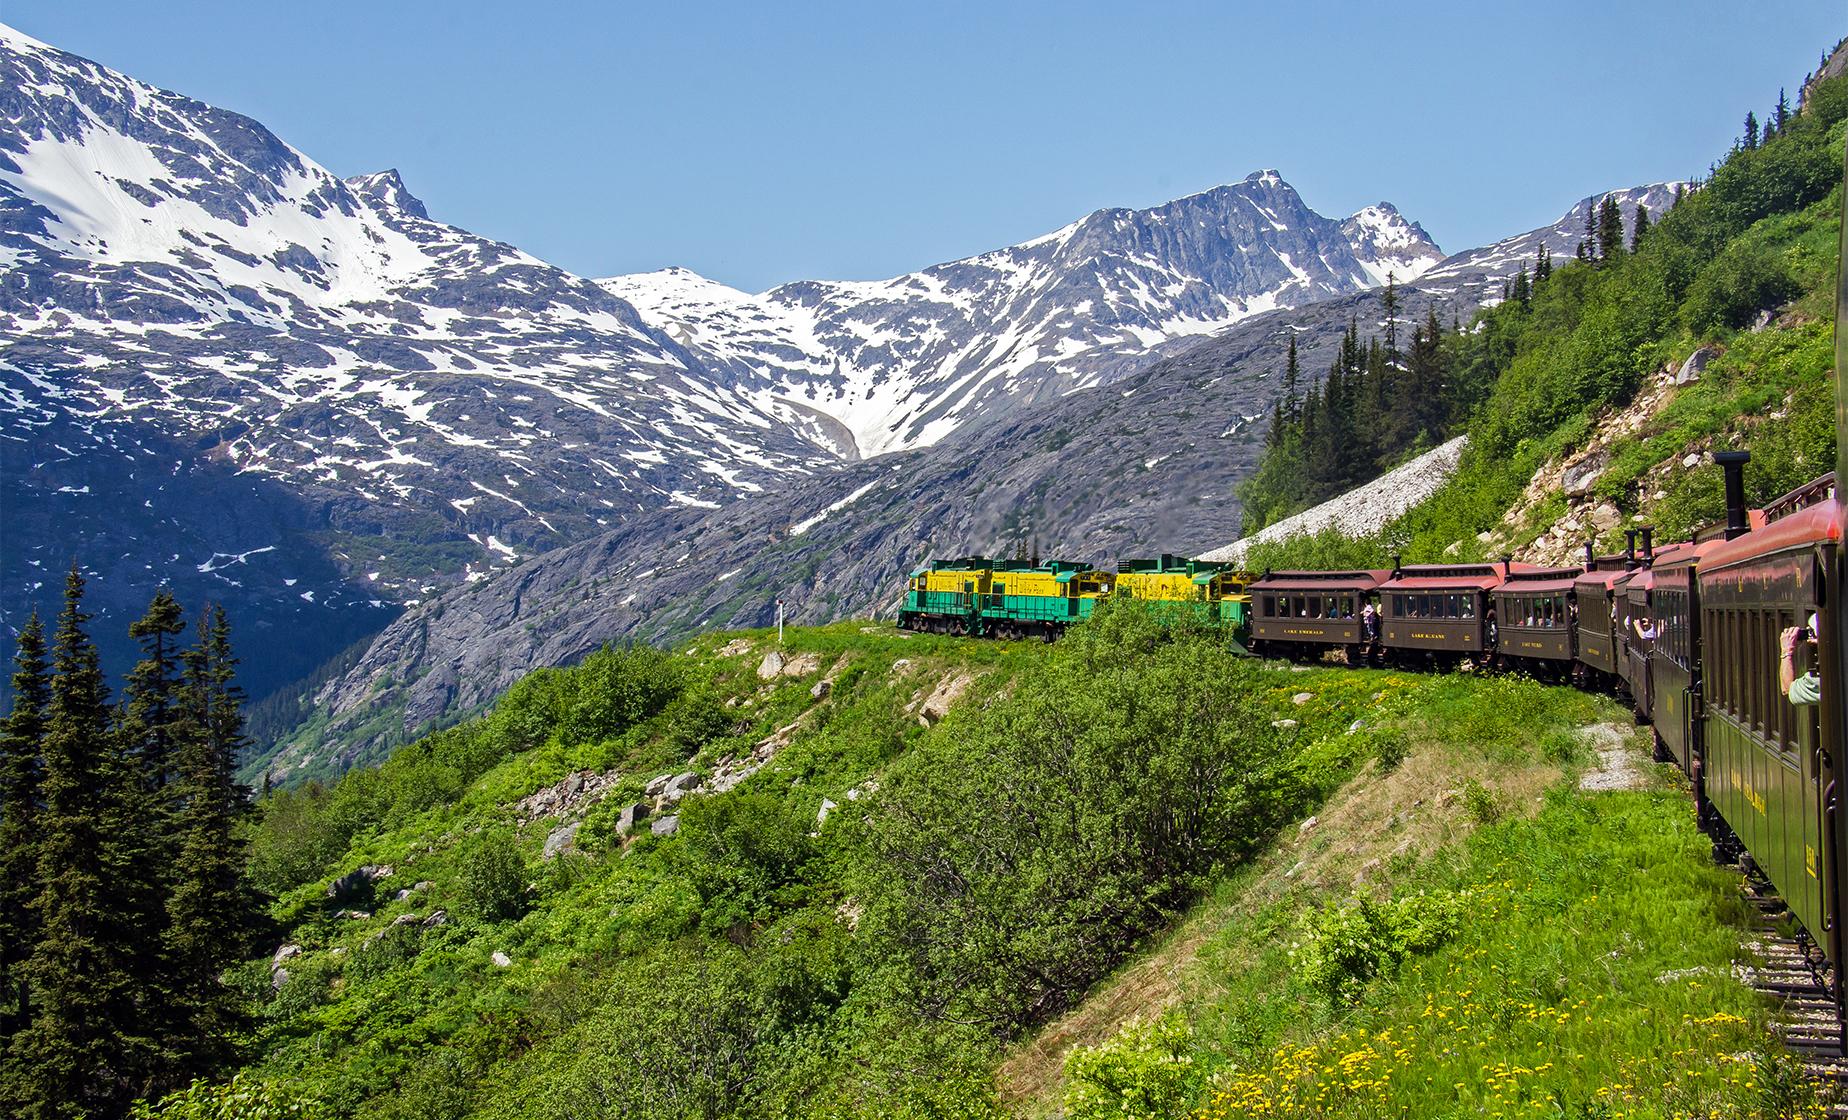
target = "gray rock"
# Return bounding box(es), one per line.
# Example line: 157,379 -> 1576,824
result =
816,798 -> 838,826
651,814 -> 681,837
392,913 -> 421,927
1562,455 -> 1608,497
665,772 -> 702,797
616,801 -> 651,835
272,944 -> 303,966
491,951 -> 512,968
543,821 -> 581,860
270,967 -> 290,992
1299,815 -> 1319,834
644,774 -> 674,798
758,651 -> 786,680
1291,692 -> 1314,705
414,881 -> 434,892
810,678 -> 831,700
421,910 -> 448,929
1676,346 -> 1717,385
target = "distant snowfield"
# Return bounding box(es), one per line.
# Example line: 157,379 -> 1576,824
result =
1200,436 -> 1468,565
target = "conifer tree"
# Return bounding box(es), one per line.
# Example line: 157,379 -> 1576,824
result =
1511,263 -> 1531,307
161,606 -> 256,1083
1596,196 -> 1626,265
1774,88 -> 1791,134
1629,204 -> 1650,253
1280,335 -> 1300,422
1742,110 -> 1759,150
1381,275 -> 1400,368
4,568 -> 153,1120
1534,245 -> 1552,284
0,615 -> 49,1039
1577,200 -> 1598,262
122,590 -> 187,793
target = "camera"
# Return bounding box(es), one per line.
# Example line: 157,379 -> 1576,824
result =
1797,626 -> 1815,642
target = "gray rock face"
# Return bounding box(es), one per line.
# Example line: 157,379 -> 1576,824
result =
1677,346 -> 1717,385
616,801 -> 651,835
542,821 -> 580,860
650,814 -> 680,838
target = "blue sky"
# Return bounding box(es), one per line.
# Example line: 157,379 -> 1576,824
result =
10,2 -> 1841,292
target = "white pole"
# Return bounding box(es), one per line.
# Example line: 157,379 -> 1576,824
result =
776,599 -> 785,644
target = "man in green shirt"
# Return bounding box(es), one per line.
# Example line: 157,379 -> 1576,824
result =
1781,618 -> 1822,705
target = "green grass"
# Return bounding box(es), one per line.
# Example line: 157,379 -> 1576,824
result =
1056,677 -> 1815,1120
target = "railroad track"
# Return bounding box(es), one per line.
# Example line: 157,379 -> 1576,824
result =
1739,877 -> 1848,1115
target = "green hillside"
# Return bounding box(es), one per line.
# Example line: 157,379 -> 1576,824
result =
1239,65 -> 1848,571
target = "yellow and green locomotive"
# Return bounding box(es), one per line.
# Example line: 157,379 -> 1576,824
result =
898,553 -> 1250,643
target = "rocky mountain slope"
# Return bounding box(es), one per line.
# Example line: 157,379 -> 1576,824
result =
274,185 -> 1673,774
0,22 -> 1441,695
601,176 -> 1443,458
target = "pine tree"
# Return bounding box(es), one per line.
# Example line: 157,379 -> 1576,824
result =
1742,110 -> 1759,150
1629,204 -> 1650,253
3,568 -> 153,1120
1381,275 -> 1400,369
1774,88 -> 1791,134
1596,196 -> 1626,265
161,607 -> 256,1084
1577,199 -> 1598,262
0,615 -> 49,1039
1280,334 -> 1301,422
1511,263 -> 1531,307
122,589 -> 187,793
1534,245 -> 1552,284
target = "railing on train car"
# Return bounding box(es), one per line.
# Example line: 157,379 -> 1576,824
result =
1763,472 -> 1836,522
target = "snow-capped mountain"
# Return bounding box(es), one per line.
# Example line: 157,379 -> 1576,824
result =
0,21 -> 1442,699
601,175 -> 1443,458
1421,182 -> 1688,299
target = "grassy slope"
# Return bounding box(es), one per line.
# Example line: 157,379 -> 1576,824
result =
1030,677 -> 1800,1120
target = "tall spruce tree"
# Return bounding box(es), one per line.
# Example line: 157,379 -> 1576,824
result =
161,606 -> 256,1084
3,568 -> 153,1120
1742,110 -> 1759,150
122,590 -> 187,793
1511,262 -> 1531,307
1534,245 -> 1552,284
1774,88 -> 1791,134
0,615 -> 49,1039
1629,204 -> 1651,253
1280,334 -> 1300,422
1596,196 -> 1626,264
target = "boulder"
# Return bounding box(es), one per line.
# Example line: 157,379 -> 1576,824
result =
644,773 -> 674,798
272,943 -> 303,966
914,670 -> 976,726
270,968 -> 290,992
392,913 -> 422,927
616,801 -> 651,835
781,652 -> 822,677
758,651 -> 785,680
665,772 -> 702,797
1676,346 -> 1716,386
543,821 -> 581,860
890,658 -> 913,673
651,814 -> 681,837
810,679 -> 831,700
1589,502 -> 1621,532
491,951 -> 512,968
421,910 -> 448,929
1271,718 -> 1298,730
816,798 -> 838,826
1562,457 -> 1606,498
1292,692 -> 1313,705
1299,815 -> 1319,835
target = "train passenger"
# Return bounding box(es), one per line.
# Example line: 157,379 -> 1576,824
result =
1360,602 -> 1380,643
1781,617 -> 1822,706
1632,613 -> 1658,642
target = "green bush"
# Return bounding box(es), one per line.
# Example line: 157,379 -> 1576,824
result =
132,1075 -> 329,1119
1680,239 -> 1799,335
1462,778 -> 1501,825
1292,890 -> 1464,1001
1062,1014 -> 1199,1120
453,829 -> 527,923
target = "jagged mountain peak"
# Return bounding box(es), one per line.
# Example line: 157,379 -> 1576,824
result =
344,168 -> 428,220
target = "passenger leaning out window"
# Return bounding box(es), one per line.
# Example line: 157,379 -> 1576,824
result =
1781,614 -> 1822,706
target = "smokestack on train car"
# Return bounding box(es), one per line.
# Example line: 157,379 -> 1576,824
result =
1584,541 -> 1597,570
1501,554 -> 1513,577
1715,450 -> 1751,540
1391,553 -> 1402,579
1639,527 -> 1654,564
1623,530 -> 1638,570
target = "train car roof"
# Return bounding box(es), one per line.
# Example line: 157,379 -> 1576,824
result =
1380,562 -> 1541,592
1251,569 -> 1391,591
1701,500 -> 1844,571
1496,574 -> 1582,593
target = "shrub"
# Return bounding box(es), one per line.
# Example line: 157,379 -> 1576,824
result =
1062,1014 -> 1198,1120
1680,239 -> 1800,335
1462,779 -> 1501,825
454,829 -> 528,923
1292,890 -> 1464,1002
131,1075 -> 329,1119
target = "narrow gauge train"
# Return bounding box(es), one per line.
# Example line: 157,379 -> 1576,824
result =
897,554 -> 1250,641
899,149 -> 1848,1036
